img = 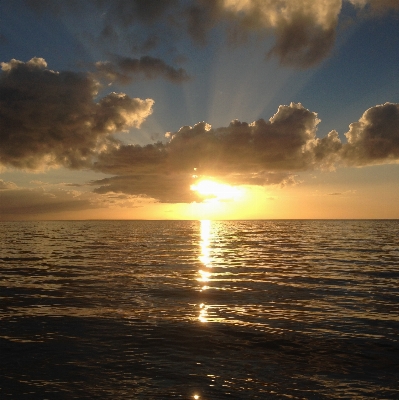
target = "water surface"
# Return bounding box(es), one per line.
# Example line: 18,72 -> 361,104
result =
1,220 -> 398,398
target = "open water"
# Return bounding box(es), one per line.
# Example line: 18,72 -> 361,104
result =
0,220 -> 398,399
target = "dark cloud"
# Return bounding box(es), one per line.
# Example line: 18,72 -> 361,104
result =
90,101 -> 399,203
202,0 -> 342,68
0,58 -> 153,170
165,103 -> 323,174
92,143 -> 167,175
95,56 -> 190,85
181,0 -> 341,67
267,16 -> 336,68
93,102 -> 325,178
0,188 -> 94,218
2,58 -> 398,204
91,174 -> 200,203
90,103 -> 338,202
25,0 -> 395,68
342,103 -> 399,166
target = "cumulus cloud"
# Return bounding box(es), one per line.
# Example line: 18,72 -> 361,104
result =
341,103 -> 399,166
95,56 -> 190,84
90,101 -> 399,203
2,58 -> 398,204
93,102 -> 326,179
0,58 -> 154,170
90,103 -> 340,202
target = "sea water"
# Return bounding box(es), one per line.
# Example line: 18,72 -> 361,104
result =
0,220 -> 398,399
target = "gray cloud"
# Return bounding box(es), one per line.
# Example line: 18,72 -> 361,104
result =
95,56 -> 190,84
90,103 -> 339,202
92,143 -> 167,175
2,59 -> 398,204
177,0 -> 342,67
25,0 -> 398,68
90,101 -> 399,203
0,188 -> 94,218
342,103 -> 399,166
93,102 -> 326,178
0,58 -> 154,170
91,174 -> 201,204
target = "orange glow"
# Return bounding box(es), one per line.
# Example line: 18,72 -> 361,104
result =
191,179 -> 244,202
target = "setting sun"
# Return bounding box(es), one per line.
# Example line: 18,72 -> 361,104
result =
190,179 -> 244,202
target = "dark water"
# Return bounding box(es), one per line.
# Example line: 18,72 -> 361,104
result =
1,220 -> 398,399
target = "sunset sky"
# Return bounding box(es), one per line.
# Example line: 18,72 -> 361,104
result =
1,0 -> 399,220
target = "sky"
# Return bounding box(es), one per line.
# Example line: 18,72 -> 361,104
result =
1,0 -> 399,220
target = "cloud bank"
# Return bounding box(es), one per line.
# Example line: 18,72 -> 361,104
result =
0,187 -> 95,217
89,102 -> 399,203
1,58 -> 398,204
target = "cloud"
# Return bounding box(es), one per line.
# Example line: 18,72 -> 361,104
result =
25,0 -> 399,69
90,101 -> 399,203
0,187 -> 95,217
165,103 -> 329,174
217,0 -> 342,68
327,190 -> 356,196
94,56 -> 190,84
342,103 -> 399,166
349,0 -> 399,13
0,58 -> 154,170
92,143 -> 167,175
91,174 -> 200,203
93,102 -> 326,177
2,59 -> 398,205
173,0 -> 342,67
90,103 -> 340,202
0,179 -> 18,190
0,183 -> 153,219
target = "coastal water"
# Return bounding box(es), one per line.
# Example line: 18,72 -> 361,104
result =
0,220 -> 398,399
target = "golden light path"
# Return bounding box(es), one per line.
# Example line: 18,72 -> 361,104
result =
197,219 -> 212,322
196,219 -> 227,325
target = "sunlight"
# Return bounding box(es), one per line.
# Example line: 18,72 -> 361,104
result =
191,179 -> 244,202
199,219 -> 211,266
198,303 -> 208,323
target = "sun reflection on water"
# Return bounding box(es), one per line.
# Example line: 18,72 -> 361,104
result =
197,220 -> 213,322
198,303 -> 208,323
199,219 -> 212,267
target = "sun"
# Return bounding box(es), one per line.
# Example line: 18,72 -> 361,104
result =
190,179 -> 244,202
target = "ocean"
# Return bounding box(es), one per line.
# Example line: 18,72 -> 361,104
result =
0,220 -> 398,399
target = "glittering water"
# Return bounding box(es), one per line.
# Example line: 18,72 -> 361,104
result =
1,220 -> 398,399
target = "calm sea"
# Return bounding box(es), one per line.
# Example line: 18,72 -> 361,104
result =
1,220 -> 398,399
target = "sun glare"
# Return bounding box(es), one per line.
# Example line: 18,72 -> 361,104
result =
191,179 -> 244,202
